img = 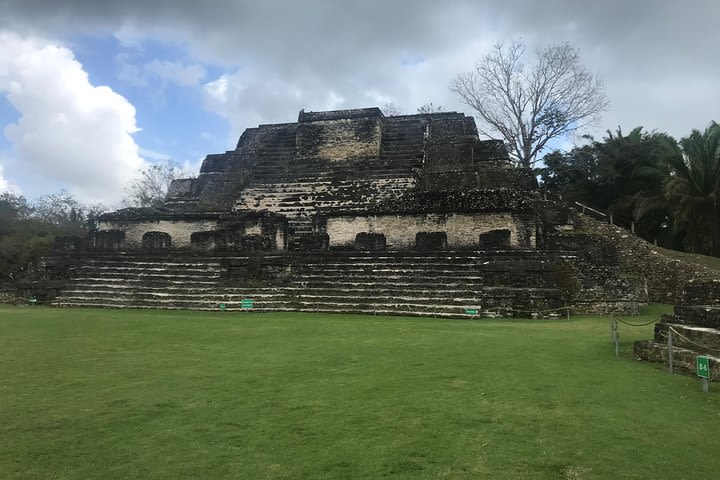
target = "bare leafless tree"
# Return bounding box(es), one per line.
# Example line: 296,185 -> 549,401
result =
381,102 -> 404,116
451,40 -> 609,168
417,102 -> 444,114
124,160 -> 186,208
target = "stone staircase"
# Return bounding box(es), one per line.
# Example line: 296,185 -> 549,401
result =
379,117 -> 425,172
634,305 -> 720,380
50,250 -> 568,317
233,117 -> 424,245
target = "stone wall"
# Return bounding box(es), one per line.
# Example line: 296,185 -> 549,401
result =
98,219 -> 220,249
673,305 -> 720,328
324,213 -> 535,250
96,209 -> 288,251
0,282 -> 16,304
565,213 -> 720,304
634,305 -> 720,381
297,117 -> 382,162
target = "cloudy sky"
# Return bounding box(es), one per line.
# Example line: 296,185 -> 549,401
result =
0,0 -> 717,204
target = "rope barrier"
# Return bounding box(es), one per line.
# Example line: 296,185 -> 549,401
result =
668,326 -> 720,354
614,317 -> 656,327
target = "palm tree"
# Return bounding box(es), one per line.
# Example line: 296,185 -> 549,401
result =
594,127 -> 680,243
664,122 -> 720,255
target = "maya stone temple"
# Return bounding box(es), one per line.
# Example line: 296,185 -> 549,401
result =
34,107 -> 720,320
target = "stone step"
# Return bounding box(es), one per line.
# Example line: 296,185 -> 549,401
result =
51,296 -> 556,315
53,290 -> 538,306
673,305 -> 720,329
57,283 -> 553,297
239,180 -> 415,194
63,277 -> 220,286
47,302 -> 510,319
653,323 -> 720,355
288,279 -> 550,289
76,265 -> 221,274
293,260 -> 554,269
291,272 -> 548,283
634,340 -> 720,381
71,270 -> 221,279
55,286 -> 556,307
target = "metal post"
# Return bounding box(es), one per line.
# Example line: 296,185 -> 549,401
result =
613,320 -> 619,358
566,306 -> 570,320
668,328 -> 674,374
703,378 -> 709,393
631,221 -> 635,234
609,213 -> 614,225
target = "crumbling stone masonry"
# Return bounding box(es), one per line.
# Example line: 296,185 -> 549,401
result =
25,107 -> 714,316
635,306 -> 720,381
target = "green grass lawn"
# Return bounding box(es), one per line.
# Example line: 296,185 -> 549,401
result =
1,304 -> 718,479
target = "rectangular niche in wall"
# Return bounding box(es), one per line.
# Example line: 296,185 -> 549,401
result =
478,229 -> 511,249
415,231 -> 448,250
355,232 -> 386,251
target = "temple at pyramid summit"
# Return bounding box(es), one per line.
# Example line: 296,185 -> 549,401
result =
97,107 -> 537,252
34,107 -> 719,316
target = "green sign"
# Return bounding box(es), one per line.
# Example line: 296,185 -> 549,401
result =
241,299 -> 254,310
466,309 -> 478,315
219,303 -> 226,311
697,355 -> 710,379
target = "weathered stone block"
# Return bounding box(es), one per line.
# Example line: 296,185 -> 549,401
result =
88,230 -> 125,251
240,234 -> 272,251
634,340 -> 720,381
478,229 -> 511,249
549,232 -> 618,265
142,231 -> 172,251
298,233 -> 329,251
415,232 -> 447,250
673,305 -> 720,329
683,279 -> 720,305
191,229 -> 239,251
355,232 -> 386,251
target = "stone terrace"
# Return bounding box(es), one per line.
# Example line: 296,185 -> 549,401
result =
35,107 -> 665,316
50,250 -> 574,317
635,306 -> 720,380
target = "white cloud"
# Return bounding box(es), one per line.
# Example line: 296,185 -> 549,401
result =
203,71 -> 358,138
1,0 -> 718,159
145,59 -> 205,87
0,31 -> 146,204
0,163 -> 11,192
116,54 -> 206,89
180,157 -> 203,177
138,147 -> 171,162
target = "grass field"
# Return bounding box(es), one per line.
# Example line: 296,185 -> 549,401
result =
1,304 -> 718,479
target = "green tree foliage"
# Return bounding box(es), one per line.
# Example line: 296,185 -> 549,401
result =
540,127 -> 681,241
664,122 -> 720,255
540,123 -> 720,256
0,191 -> 106,279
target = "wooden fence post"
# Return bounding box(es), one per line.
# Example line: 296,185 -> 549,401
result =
668,328 -> 674,374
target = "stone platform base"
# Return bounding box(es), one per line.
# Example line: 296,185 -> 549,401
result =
634,305 -> 720,381
634,340 -> 720,380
